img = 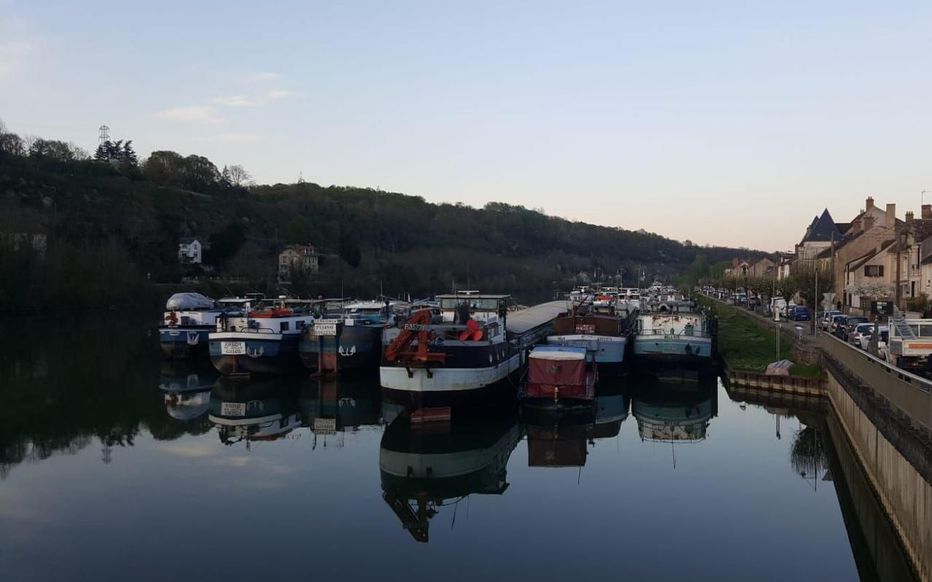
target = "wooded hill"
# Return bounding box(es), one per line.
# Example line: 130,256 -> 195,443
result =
0,134 -> 764,308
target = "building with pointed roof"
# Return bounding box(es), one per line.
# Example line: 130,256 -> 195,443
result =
795,209 -> 842,262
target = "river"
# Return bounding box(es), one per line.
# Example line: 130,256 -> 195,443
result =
0,315 -> 917,581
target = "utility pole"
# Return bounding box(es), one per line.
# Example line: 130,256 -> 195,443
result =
895,229 -> 904,310
814,265 -> 819,336
776,321 -> 781,360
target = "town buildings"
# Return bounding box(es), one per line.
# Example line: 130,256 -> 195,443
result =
790,196 -> 931,315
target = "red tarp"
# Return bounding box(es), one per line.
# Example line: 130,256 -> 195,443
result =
528,358 -> 586,387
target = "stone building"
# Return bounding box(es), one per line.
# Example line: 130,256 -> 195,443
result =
278,244 -> 319,283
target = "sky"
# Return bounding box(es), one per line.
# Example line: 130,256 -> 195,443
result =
2,0 -> 931,252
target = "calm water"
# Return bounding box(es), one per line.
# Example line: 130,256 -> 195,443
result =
0,316 -> 915,581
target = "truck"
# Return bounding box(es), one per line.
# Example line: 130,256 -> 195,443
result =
886,315 -> 932,372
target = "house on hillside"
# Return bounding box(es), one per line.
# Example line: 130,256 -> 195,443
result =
178,237 -> 203,264
278,244 -> 319,283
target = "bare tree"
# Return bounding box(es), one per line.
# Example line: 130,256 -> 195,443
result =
0,128 -> 25,157
226,164 -> 254,187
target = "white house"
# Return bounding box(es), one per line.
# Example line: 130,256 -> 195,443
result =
178,237 -> 203,265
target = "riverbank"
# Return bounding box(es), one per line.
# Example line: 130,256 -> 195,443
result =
699,297 -> 821,379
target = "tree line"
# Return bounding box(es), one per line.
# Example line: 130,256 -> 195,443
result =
0,120 -> 767,309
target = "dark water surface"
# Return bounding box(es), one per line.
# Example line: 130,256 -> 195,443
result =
0,316 -> 915,581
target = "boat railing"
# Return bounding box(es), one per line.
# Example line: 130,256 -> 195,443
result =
638,327 -> 710,339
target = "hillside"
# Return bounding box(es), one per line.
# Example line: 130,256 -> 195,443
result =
0,145 -> 763,308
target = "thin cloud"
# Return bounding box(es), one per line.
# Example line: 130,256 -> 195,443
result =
153,105 -> 225,125
264,89 -> 296,100
212,95 -> 258,107
203,132 -> 264,144
241,71 -> 281,83
211,90 -> 296,108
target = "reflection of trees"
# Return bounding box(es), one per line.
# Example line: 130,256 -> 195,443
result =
0,315 -> 210,478
790,425 -> 827,480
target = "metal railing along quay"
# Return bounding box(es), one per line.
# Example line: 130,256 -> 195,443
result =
819,332 -> 932,435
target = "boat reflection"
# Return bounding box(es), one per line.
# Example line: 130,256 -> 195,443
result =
630,370 -> 718,443
523,385 -> 629,468
158,361 -> 218,393
208,379 -> 302,446
379,415 -> 522,542
299,376 -> 383,446
158,362 -> 219,422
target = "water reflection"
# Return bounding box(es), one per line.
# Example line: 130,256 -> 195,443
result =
380,415 -> 522,542
631,371 -> 718,443
158,362 -> 218,423
209,379 -> 303,446
158,361 -> 218,394
523,383 -> 629,468
299,376 -> 383,443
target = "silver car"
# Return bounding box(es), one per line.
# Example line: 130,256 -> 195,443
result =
850,323 -> 874,347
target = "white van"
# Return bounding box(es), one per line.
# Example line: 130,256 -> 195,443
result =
769,297 -> 787,317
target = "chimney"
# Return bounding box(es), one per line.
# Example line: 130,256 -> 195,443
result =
906,211 -> 915,223
886,203 -> 896,226
863,215 -> 875,231
865,196 -> 875,211
923,204 -> 932,220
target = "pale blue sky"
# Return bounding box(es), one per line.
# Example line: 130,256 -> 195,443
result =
2,0 -> 931,251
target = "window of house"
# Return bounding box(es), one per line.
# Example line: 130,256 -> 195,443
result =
864,265 -> 884,277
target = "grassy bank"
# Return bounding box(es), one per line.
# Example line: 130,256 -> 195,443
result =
700,298 -> 822,378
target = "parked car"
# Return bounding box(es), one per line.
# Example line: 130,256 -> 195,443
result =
858,324 -> 887,350
841,316 -> 869,341
789,306 -> 812,321
861,325 -> 890,360
818,310 -> 841,331
850,322 -> 875,347
830,315 -> 849,337
748,296 -> 762,309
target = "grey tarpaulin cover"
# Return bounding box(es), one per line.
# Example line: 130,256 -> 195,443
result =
165,292 -> 215,310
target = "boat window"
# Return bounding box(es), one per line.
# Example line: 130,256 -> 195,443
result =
440,298 -> 501,311
280,321 -> 290,332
